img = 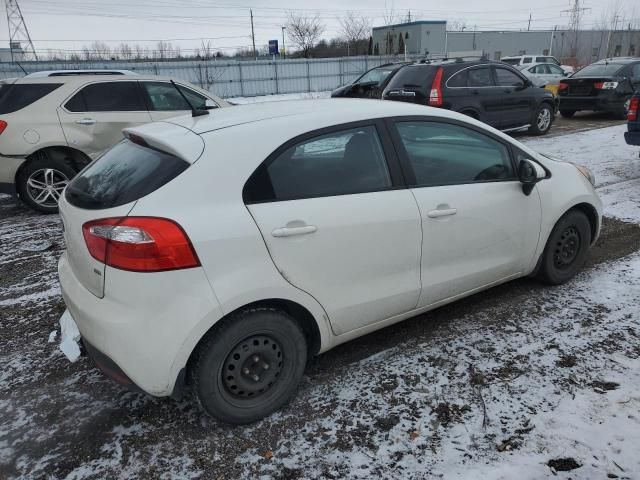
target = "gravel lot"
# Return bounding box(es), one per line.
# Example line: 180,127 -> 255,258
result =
1,122 -> 639,479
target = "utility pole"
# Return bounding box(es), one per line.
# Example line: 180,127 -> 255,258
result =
605,14 -> 620,58
561,0 -> 590,60
528,13 -> 532,31
5,0 -> 38,61
250,8 -> 256,60
281,26 -> 286,60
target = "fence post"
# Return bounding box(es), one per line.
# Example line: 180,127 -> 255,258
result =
238,62 -> 245,97
339,58 -> 343,86
274,61 -> 279,95
306,60 -> 311,92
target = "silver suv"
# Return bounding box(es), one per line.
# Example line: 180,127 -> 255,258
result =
0,71 -> 228,212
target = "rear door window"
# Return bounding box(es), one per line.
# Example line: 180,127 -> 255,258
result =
447,69 -> 468,87
467,67 -> 494,87
243,125 -> 392,203
65,140 -> 189,209
65,81 -> 145,112
0,83 -> 62,114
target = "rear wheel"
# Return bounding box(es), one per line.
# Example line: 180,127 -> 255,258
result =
16,151 -> 76,214
560,109 -> 576,118
190,307 -> 307,424
529,103 -> 554,135
613,99 -> 631,120
536,210 -> 591,285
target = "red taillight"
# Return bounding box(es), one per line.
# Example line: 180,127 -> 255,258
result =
0,120 -> 7,135
428,67 -> 444,107
593,81 -> 604,89
558,82 -> 569,91
627,97 -> 639,121
82,217 -> 200,272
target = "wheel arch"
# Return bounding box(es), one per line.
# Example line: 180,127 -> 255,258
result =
15,145 -> 91,184
569,202 -> 599,245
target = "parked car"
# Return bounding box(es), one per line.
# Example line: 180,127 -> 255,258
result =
0,71 -> 228,213
501,55 -> 574,74
331,62 -> 409,99
557,57 -> 640,119
58,99 -> 601,424
382,58 -> 556,135
625,90 -> 640,147
517,62 -> 568,99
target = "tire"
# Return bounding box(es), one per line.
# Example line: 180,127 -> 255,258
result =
612,99 -> 630,120
560,110 -> 576,118
190,307 -> 307,424
529,103 -> 555,135
16,151 -> 76,214
536,210 -> 591,285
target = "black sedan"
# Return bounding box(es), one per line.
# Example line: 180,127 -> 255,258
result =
331,63 -> 409,99
558,57 -> 640,119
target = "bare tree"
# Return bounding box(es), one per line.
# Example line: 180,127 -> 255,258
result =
339,12 -> 371,55
118,43 -> 133,60
382,0 -> 397,26
156,40 -> 172,59
448,19 -> 468,31
200,40 -> 214,59
286,12 -> 325,58
90,41 -> 112,60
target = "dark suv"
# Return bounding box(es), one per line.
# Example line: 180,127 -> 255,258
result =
331,63 -> 409,99
382,59 -> 556,135
625,90 -> 640,147
558,57 -> 640,119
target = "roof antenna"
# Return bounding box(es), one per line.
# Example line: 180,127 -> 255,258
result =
170,79 -> 208,117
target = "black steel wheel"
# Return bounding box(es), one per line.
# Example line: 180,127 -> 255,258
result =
536,210 -> 591,285
190,307 -> 307,424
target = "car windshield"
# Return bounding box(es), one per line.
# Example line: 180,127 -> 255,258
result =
501,58 -> 521,66
573,63 -> 625,77
355,67 -> 394,85
536,57 -> 559,65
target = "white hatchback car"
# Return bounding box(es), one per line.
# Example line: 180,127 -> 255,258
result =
58,99 -> 601,424
0,71 -> 227,213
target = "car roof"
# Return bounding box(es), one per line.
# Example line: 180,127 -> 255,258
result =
156,98 -> 476,135
594,57 -> 640,65
13,74 -> 205,84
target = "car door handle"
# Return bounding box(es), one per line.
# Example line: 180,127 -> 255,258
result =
271,225 -> 317,237
75,118 -> 96,125
427,208 -> 457,218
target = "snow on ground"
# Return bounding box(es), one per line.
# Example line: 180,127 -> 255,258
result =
1,123 -> 640,479
228,91 -> 331,104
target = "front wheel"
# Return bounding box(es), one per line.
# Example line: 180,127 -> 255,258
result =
16,151 -> 76,214
529,103 -> 554,135
190,307 -> 307,424
536,210 -> 591,285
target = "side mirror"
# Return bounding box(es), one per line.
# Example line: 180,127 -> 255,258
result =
518,159 -> 546,195
204,99 -> 218,109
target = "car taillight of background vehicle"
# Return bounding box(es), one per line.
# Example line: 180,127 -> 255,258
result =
82,217 -> 200,272
428,67 -> 444,107
629,97 -> 639,121
593,81 -> 618,90
0,120 -> 7,135
558,82 -> 569,91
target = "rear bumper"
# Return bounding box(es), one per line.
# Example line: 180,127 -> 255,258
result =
558,95 -> 624,112
625,130 -> 640,146
58,251 -> 223,397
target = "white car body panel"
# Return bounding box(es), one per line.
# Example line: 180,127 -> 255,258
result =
57,99 -> 602,398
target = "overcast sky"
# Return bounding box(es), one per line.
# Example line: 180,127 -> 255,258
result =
3,0 -> 639,56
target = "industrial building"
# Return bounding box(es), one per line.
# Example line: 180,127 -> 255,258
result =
372,20 -> 640,66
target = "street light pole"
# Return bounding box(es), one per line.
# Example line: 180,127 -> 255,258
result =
281,26 -> 286,60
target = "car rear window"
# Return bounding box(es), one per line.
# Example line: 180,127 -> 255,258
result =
573,63 -> 625,77
501,58 -> 520,66
65,139 -> 189,209
385,66 -> 434,90
0,83 -> 62,114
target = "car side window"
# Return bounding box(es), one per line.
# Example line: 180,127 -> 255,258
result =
447,69 -> 468,87
495,68 -> 525,87
632,63 -> 640,78
467,67 -> 494,87
548,64 -> 564,74
243,125 -> 392,203
142,82 -> 210,111
394,121 -> 515,187
523,57 -> 532,64
65,81 -> 145,112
